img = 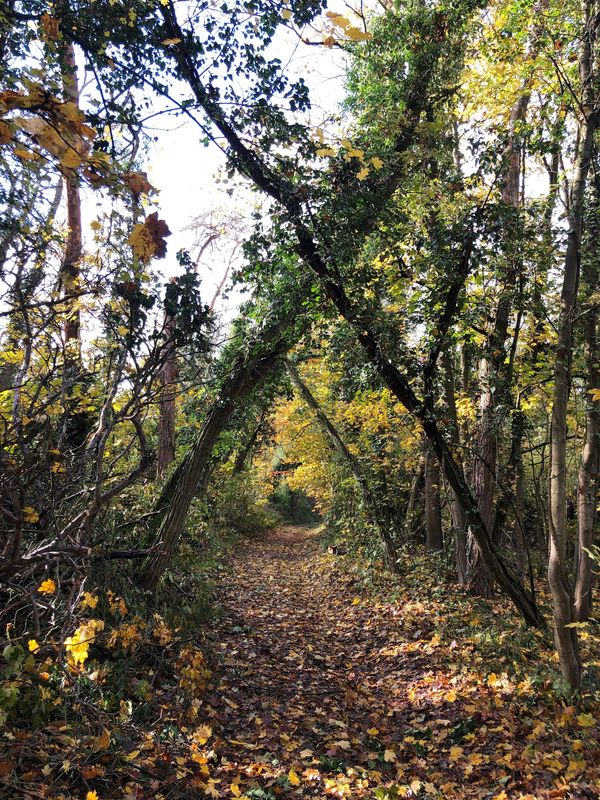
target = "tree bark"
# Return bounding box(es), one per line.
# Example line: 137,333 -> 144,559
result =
443,349 -> 468,582
425,447 -> 443,551
141,347 -> 283,590
548,3 -> 598,686
574,178 -> 600,620
285,359 -> 400,572
157,310 -> 179,478
60,43 -> 82,356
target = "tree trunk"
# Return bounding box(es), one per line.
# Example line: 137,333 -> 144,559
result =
468,86 -> 532,596
141,348 -> 283,590
158,2 -> 544,627
574,256 -> 600,622
61,43 -> 82,357
284,359 -> 400,572
425,447 -> 443,551
157,310 -> 179,478
548,10 -> 598,684
443,349 -> 468,583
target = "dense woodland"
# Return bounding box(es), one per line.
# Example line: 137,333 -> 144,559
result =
1,0 -> 600,797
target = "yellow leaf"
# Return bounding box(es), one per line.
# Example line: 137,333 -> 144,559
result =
449,746 -> 463,761
316,147 -> 336,158
281,9 -> 292,19
577,713 -> 595,728
86,792 -> 99,800
23,506 -> 40,523
346,26 -> 372,41
60,147 -> 84,169
93,729 -> 111,752
383,748 -> 396,762
588,388 -> 600,402
37,579 -> 56,595
333,740 -> 351,750
82,592 -> 99,610
124,749 -> 140,761
445,690 -> 457,702
230,784 -> 241,797
352,596 -> 361,605
161,37 -> 182,45
28,639 -> 39,652
288,768 -> 300,786
299,749 -> 313,758
367,727 -> 379,736
371,156 -> 384,169
356,167 -> 370,181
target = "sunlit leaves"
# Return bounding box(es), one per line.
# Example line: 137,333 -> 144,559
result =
128,213 -> 172,261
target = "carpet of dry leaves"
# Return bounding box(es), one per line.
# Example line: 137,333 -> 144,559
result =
2,525 -> 599,799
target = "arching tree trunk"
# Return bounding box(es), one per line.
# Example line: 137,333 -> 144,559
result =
141,347 -> 283,590
284,359 -> 400,572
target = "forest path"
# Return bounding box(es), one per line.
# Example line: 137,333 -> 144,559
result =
203,524 -> 414,798
198,525 -> 514,800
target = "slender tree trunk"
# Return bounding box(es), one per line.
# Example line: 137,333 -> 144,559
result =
233,411 -> 268,474
575,182 -> 600,620
443,349 -> 468,582
548,5 -> 598,685
425,447 -> 443,551
61,43 -> 82,357
284,359 -> 400,572
157,311 -> 179,478
468,88 -> 532,596
405,459 -> 425,536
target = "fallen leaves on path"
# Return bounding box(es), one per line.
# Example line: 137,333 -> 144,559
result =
2,526 -> 599,799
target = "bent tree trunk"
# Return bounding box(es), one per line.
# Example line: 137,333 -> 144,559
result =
141,350 -> 281,590
284,359 -> 400,572
158,1 -> 543,626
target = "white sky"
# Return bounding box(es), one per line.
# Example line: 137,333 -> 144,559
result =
138,19 -> 349,323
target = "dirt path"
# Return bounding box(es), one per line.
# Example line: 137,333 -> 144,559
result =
198,526 -> 552,800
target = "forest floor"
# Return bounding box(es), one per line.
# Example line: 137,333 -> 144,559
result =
4,525 -> 600,799
196,525 -> 599,800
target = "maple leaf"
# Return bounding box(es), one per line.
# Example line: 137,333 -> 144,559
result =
28,639 -> 39,652
316,147 -> 336,158
86,792 -> 99,800
128,212 -> 171,262
577,713 -> 595,728
383,748 -> 396,762
23,506 -> 40,523
124,171 -> 155,196
37,578 -> 56,595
